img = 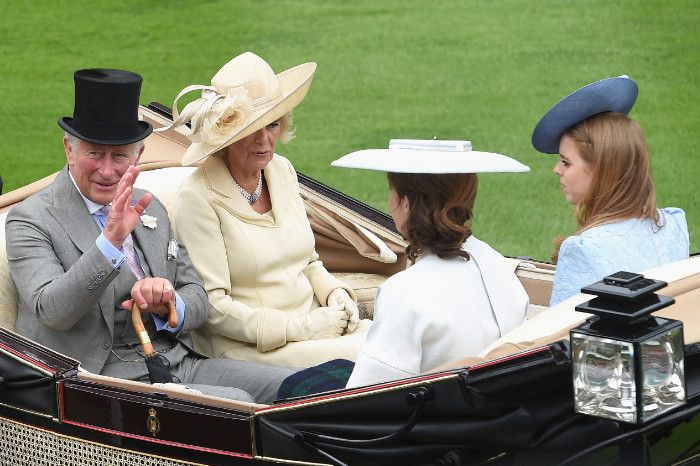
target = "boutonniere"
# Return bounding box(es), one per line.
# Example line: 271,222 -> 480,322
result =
140,214 -> 158,229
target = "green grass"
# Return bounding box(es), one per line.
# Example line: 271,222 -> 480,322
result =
1,0 -> 698,260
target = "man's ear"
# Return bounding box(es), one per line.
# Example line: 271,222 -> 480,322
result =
64,137 -> 74,167
133,144 -> 145,165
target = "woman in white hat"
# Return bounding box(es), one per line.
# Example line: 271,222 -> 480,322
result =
532,76 -> 690,306
332,140 -> 530,388
164,52 -> 369,367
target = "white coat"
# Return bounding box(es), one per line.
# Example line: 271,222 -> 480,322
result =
347,236 -> 528,387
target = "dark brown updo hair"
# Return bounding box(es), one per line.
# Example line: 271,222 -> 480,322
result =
387,172 -> 478,261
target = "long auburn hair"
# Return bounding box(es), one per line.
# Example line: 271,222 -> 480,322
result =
552,112 -> 660,262
387,172 -> 478,261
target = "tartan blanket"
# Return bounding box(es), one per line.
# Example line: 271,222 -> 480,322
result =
277,359 -> 355,399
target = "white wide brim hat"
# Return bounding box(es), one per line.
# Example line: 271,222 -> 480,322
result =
157,52 -> 316,166
332,139 -> 530,174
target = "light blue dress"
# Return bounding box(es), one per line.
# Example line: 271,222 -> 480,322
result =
550,208 -> 689,306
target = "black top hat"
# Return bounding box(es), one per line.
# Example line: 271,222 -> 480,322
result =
58,68 -> 153,145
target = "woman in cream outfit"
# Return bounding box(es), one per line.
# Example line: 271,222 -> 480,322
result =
332,140 -> 530,387
162,52 -> 369,367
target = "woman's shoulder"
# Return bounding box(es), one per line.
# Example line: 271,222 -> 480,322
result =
379,256 -> 446,296
269,153 -> 296,175
463,236 -> 516,271
658,207 -> 690,249
176,166 -> 209,202
559,225 -> 623,261
556,233 -> 609,274
464,235 -> 504,258
574,209 -> 688,242
572,218 -> 645,246
179,165 -> 206,187
660,207 -> 686,218
659,207 -> 688,231
382,261 -> 428,288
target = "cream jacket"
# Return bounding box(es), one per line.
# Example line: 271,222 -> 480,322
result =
175,154 -> 368,367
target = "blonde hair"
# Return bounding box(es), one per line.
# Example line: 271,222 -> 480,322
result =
279,112 -> 295,143
553,112 -> 660,262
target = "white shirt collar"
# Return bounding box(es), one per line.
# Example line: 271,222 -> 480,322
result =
68,169 -> 109,215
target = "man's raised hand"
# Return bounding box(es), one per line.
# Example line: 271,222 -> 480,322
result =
104,165 -> 152,247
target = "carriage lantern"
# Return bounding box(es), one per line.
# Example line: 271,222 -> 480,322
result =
570,271 -> 686,424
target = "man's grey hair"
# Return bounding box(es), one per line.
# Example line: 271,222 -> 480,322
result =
64,132 -> 144,157
64,132 -> 81,152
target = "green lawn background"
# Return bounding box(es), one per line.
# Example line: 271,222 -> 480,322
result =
1,0 -> 697,260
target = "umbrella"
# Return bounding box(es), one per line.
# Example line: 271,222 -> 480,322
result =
131,301 -> 178,384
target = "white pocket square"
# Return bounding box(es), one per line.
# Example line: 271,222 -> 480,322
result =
167,239 -> 178,261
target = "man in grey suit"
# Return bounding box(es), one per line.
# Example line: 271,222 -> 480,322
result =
5,68 -> 294,404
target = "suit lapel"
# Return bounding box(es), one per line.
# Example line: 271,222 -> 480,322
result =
47,167 -> 102,254
131,196 -> 168,279
47,166 -> 115,336
266,155 -> 293,221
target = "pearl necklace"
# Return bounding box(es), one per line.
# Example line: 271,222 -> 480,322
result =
232,172 -> 263,204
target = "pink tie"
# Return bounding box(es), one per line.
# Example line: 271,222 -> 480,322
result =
99,206 -> 146,280
122,233 -> 146,280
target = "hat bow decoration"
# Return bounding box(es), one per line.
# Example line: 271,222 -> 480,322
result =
159,84 -> 255,146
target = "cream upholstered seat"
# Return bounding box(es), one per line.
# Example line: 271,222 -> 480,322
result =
0,211 -> 19,330
133,167 -> 197,226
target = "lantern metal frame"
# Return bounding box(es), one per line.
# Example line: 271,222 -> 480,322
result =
570,271 -> 686,425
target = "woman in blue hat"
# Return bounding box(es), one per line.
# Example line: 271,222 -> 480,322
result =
532,76 -> 690,306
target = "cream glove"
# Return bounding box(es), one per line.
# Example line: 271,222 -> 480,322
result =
286,304 -> 349,341
328,288 -> 360,333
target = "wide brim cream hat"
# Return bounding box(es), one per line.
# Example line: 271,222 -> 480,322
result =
332,139 -> 530,173
157,52 -> 316,166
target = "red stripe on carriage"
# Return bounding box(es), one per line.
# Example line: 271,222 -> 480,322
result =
0,341 -> 57,374
261,346 -> 552,411
261,372 -> 462,411
468,346 -> 551,371
60,418 -> 254,459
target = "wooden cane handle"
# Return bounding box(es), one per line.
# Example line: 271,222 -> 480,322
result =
165,300 -> 179,329
131,301 -> 178,358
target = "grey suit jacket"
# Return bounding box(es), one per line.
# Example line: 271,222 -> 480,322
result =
5,166 -> 208,373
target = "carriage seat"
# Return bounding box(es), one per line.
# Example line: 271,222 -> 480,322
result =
134,166 -> 197,226
0,211 -> 18,330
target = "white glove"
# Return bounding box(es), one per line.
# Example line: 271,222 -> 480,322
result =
286,304 -> 349,341
328,288 -> 360,333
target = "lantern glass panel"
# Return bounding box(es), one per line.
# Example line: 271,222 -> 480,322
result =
572,333 -> 637,423
639,326 -> 685,422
